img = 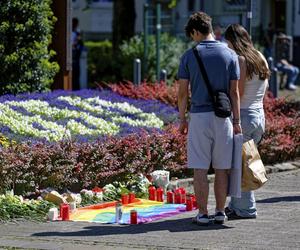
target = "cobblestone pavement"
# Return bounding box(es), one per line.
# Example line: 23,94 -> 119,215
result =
0,170 -> 299,250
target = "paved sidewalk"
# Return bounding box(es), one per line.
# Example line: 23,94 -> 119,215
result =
0,169 -> 300,250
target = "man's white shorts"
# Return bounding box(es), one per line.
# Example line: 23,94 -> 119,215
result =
187,112 -> 233,170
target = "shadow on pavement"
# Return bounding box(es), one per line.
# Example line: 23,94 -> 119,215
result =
32,217 -> 234,237
257,196 -> 300,203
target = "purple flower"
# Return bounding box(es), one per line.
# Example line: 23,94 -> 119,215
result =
0,89 -> 178,142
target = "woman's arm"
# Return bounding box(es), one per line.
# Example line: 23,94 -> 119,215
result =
238,56 -> 247,97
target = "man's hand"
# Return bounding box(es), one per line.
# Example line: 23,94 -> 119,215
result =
179,120 -> 188,135
233,123 -> 242,134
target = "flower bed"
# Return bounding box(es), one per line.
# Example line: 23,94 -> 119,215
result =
103,82 -> 300,163
0,90 -> 178,142
259,94 -> 300,163
0,85 -> 299,197
0,125 -> 187,194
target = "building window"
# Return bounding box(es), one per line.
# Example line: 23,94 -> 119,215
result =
224,0 -> 247,11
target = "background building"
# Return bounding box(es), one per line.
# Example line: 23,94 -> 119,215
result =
72,0 -> 300,66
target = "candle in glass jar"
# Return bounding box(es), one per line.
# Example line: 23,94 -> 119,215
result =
148,186 -> 156,200
156,187 -> 163,202
167,191 -> 174,203
130,209 -> 138,224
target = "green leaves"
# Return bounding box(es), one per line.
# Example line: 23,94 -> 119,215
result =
119,33 -> 190,83
0,0 -> 59,95
0,194 -> 55,222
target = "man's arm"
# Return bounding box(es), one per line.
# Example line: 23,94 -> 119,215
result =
177,79 -> 189,134
230,79 -> 242,134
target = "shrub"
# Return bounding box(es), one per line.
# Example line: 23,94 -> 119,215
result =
259,95 -> 300,163
0,125 -> 187,195
0,0 -> 59,95
99,81 -> 180,107
119,34 -> 189,82
106,82 -> 300,164
85,40 -> 115,85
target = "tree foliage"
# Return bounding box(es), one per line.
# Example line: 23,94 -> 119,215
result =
0,0 -> 59,95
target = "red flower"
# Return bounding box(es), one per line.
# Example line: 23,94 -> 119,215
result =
92,186 -> 103,193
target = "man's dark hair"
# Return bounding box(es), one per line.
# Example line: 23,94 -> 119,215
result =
184,12 -> 212,37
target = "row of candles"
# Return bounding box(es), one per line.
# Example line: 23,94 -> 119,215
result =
148,186 -> 197,211
56,187 -> 197,223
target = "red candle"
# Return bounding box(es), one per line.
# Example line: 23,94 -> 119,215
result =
190,194 -> 197,208
60,204 -> 70,221
156,187 -> 163,202
167,191 -> 174,203
175,191 -> 182,204
148,186 -> 156,200
121,194 -> 129,205
130,209 -> 138,224
180,188 -> 186,204
129,193 -> 135,203
186,197 -> 193,211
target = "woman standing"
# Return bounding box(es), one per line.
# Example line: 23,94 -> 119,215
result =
224,24 -> 270,219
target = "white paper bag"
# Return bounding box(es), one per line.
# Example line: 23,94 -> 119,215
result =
228,134 -> 243,198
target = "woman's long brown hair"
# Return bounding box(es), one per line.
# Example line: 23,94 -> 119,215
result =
224,24 -> 270,80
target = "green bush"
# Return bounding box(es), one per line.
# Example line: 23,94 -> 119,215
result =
0,0 -> 59,95
119,33 -> 190,82
85,40 -> 115,85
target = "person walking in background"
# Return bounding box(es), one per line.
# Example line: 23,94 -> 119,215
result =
224,24 -> 270,219
177,12 -> 241,225
72,17 -> 84,90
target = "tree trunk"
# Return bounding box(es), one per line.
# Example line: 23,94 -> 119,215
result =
112,0 -> 136,52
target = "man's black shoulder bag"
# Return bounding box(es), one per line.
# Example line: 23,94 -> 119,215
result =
192,47 -> 232,118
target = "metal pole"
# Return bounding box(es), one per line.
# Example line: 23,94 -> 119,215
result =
246,0 -> 252,36
160,69 -> 167,82
267,57 -> 278,98
143,3 -> 149,79
156,3 -> 161,82
133,58 -> 141,85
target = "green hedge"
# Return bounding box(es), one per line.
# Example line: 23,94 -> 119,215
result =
0,0 -> 59,95
85,40 -> 115,85
85,34 -> 190,84
120,33 -> 189,82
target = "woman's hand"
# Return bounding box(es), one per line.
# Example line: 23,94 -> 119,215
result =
233,123 -> 242,134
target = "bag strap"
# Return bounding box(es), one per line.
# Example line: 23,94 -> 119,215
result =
192,46 -> 215,100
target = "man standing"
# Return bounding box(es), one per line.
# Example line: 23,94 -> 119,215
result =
177,12 -> 241,225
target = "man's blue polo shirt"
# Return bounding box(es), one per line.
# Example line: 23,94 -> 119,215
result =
177,40 -> 240,113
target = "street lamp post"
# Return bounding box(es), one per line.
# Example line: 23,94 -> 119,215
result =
156,2 -> 161,82
143,3 -> 149,79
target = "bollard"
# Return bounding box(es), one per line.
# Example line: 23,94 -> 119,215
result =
80,49 -> 88,89
267,57 -> 278,98
160,69 -> 167,82
133,58 -> 141,85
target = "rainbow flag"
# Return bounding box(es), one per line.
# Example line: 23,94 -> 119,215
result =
70,199 -> 189,224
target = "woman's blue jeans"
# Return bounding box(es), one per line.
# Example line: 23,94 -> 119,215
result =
229,108 -> 265,217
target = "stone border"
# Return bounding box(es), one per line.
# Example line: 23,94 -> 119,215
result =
171,159 -> 300,189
